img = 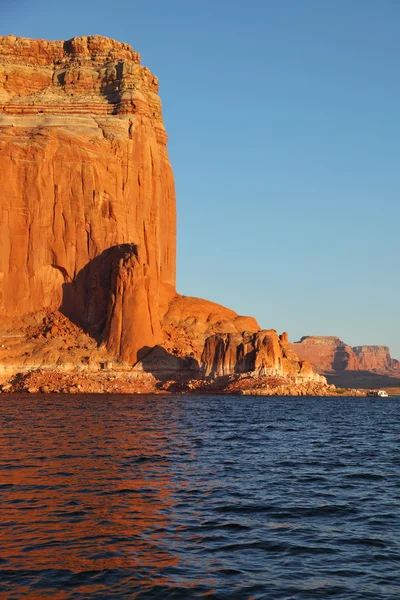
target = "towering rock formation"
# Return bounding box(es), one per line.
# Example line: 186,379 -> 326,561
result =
0,35 -> 334,395
0,35 -> 175,361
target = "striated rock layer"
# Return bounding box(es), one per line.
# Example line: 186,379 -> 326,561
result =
0,35 -> 175,362
351,345 -> 400,372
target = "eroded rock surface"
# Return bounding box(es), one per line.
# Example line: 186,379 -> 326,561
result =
202,330 -> 325,383
162,295 -> 260,359
0,35 -> 175,362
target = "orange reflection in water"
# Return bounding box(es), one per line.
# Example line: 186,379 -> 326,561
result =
0,395 -> 192,595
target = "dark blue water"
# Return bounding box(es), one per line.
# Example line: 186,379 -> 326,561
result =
0,395 -> 399,599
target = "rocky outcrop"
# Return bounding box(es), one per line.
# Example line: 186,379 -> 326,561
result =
0,35 -> 175,362
162,295 -> 260,360
100,244 -> 164,363
290,336 -> 400,375
202,330 -> 325,383
0,369 -> 353,397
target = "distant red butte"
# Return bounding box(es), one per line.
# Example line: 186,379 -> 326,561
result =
289,336 -> 400,389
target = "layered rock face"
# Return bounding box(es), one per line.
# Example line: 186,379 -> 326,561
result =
0,35 -> 175,361
289,337 -> 358,372
290,336 -> 400,375
352,345 -> 400,372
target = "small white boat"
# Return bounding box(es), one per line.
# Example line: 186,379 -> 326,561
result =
366,389 -> 388,398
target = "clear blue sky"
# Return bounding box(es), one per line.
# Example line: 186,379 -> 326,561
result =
2,0 -> 400,357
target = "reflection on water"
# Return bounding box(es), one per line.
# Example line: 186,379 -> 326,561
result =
0,394 -> 399,598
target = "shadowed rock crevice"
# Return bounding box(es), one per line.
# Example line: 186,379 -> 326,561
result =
60,244 -> 138,337
332,346 -> 354,371
60,243 -> 162,365
134,345 -> 200,389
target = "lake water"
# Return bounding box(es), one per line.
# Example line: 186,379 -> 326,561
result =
0,394 -> 399,599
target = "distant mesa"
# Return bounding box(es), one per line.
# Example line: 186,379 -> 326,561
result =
290,336 -> 400,389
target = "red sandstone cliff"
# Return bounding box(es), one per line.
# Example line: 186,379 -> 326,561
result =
0,35 -> 266,367
0,36 -> 333,394
352,345 -> 400,372
288,337 -> 358,372
0,35 -> 175,362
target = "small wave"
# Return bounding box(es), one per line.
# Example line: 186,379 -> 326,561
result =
341,536 -> 387,548
275,505 -> 359,517
344,473 -> 385,481
213,503 -> 274,514
0,394 -> 399,598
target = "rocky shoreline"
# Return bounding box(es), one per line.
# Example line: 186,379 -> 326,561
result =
0,368 -> 365,397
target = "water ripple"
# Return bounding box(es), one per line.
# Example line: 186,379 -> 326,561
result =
0,394 -> 399,598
